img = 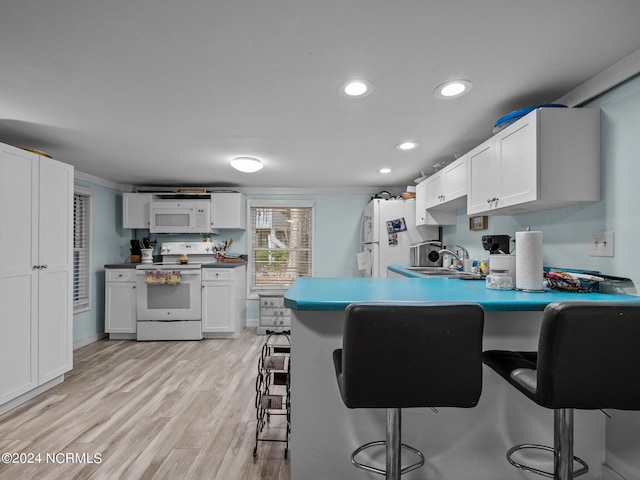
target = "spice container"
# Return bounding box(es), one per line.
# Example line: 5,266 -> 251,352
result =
486,269 -> 513,290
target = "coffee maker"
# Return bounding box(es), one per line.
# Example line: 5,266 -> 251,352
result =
482,235 -> 511,254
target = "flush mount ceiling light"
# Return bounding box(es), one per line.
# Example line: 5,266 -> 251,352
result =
379,167 -> 392,174
434,79 -> 473,99
338,79 -> 374,98
395,141 -> 419,151
230,156 -> 263,173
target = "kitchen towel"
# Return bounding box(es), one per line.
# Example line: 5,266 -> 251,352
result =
515,231 -> 544,291
144,271 -> 182,285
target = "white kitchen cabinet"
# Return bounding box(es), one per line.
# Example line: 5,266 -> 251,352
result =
467,107 -> 600,216
416,179 -> 456,226
415,157 -> 466,227
425,157 -> 467,209
105,269 -> 137,338
211,192 -> 247,229
201,265 -> 246,337
415,180 -> 428,226
424,172 -> 443,208
0,143 -> 73,413
122,193 -> 153,229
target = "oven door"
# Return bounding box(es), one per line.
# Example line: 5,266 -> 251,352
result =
136,269 -> 202,321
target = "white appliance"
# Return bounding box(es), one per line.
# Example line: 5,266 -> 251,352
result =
149,200 -> 211,233
135,241 -> 216,341
359,198 -> 438,277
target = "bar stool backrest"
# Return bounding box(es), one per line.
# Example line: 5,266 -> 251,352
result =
339,302 -> 484,409
536,301 -> 640,410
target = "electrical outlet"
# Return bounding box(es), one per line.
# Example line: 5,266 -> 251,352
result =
588,231 -> 614,257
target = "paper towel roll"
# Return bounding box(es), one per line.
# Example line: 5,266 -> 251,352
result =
515,231 -> 544,291
489,254 -> 516,280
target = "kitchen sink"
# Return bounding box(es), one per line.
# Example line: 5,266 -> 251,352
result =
406,267 -> 483,279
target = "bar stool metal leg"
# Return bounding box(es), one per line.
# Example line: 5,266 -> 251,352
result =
386,408 -> 401,480
350,408 -> 425,479
554,409 -> 588,480
505,408 -> 588,480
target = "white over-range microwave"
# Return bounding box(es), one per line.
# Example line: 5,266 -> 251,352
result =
149,200 -> 211,233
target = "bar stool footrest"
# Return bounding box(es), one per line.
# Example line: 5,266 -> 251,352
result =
351,440 -> 425,476
507,443 -> 589,479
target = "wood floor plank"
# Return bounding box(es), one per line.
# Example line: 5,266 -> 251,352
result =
0,328 -> 291,480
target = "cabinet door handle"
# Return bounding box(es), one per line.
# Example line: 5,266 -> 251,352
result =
41,264 -> 47,269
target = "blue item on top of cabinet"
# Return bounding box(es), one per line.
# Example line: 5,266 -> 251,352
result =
493,104 -> 567,133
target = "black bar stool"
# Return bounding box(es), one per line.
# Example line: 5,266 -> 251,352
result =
483,301 -> 640,480
333,302 -> 485,480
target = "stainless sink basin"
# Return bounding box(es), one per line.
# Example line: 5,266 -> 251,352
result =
406,267 -> 482,279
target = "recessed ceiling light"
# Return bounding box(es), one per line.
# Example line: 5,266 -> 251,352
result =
395,141 -> 419,151
230,156 -> 263,173
379,168 -> 392,174
338,79 -> 374,98
434,79 -> 473,99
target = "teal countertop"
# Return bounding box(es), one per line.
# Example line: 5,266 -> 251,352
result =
284,277 -> 640,312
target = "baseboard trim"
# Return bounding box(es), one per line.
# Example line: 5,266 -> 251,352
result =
73,332 -> 106,350
603,464 -> 627,480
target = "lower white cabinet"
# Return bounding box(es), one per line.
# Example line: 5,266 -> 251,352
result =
202,266 -> 246,338
105,268 -> 137,339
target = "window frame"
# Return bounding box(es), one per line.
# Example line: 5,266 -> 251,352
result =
247,199 -> 315,299
73,186 -> 92,313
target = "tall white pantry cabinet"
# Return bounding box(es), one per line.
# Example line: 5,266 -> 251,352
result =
0,142 -> 74,414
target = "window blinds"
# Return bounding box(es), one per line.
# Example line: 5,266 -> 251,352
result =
249,204 -> 313,292
73,190 -> 91,311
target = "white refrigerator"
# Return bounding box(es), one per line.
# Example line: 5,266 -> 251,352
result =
358,198 -> 439,277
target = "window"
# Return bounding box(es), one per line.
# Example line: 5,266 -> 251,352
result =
248,200 -> 314,295
73,187 -> 92,312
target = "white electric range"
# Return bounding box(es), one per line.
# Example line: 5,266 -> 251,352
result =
135,242 -> 216,341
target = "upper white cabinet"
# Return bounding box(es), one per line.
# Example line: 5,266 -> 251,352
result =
210,192 -> 247,229
123,192 -> 247,230
467,107 -> 600,216
416,156 -> 466,226
123,193 -> 153,229
0,143 -> 73,411
425,156 -> 467,209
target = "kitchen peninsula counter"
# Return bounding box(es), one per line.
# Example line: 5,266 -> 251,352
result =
284,276 -> 640,312
284,277 -> 640,480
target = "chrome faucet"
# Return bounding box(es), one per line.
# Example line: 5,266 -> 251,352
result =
438,245 -> 471,271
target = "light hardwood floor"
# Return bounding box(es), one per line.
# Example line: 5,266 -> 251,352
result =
0,328 -> 291,480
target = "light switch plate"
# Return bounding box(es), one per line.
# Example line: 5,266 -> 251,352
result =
588,231 -> 614,257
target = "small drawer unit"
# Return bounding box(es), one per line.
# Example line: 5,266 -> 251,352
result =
106,269 -> 137,282
258,293 -> 291,335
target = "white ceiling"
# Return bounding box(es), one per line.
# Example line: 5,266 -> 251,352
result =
2,0 -> 640,189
